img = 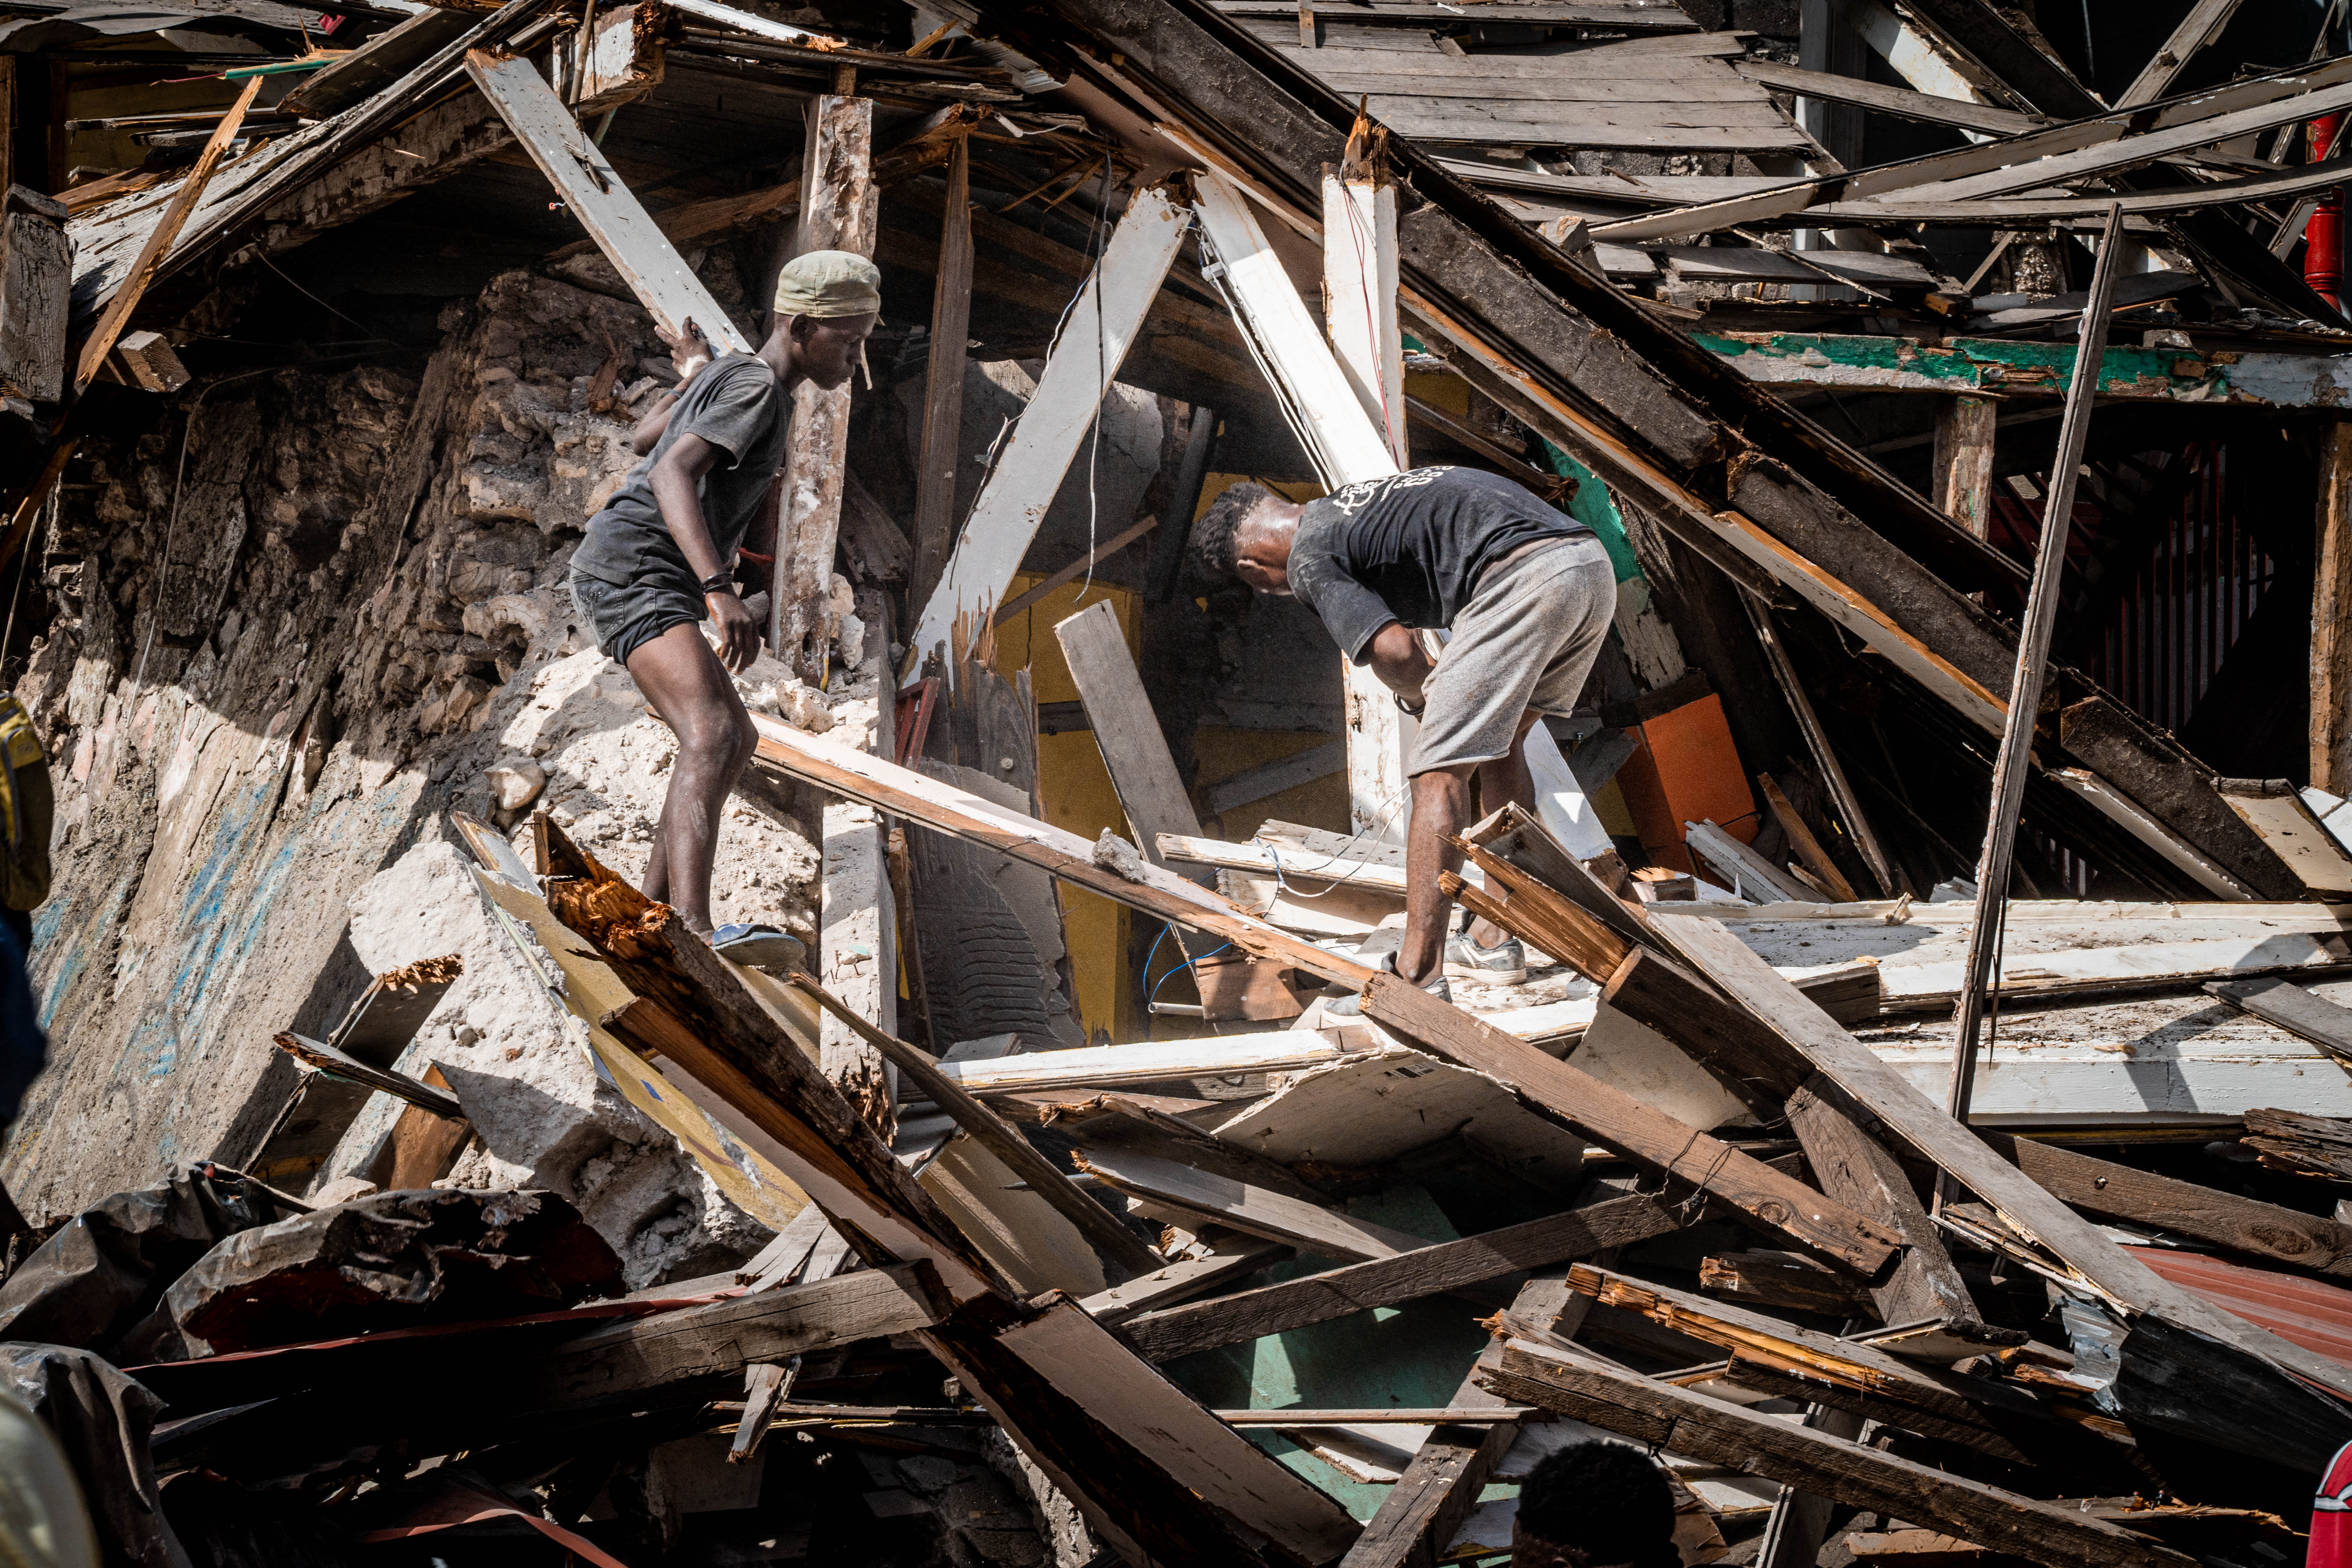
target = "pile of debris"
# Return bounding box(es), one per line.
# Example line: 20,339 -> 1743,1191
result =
16,0 -> 2352,1563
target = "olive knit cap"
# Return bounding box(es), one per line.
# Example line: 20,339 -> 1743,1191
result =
773,249 -> 882,318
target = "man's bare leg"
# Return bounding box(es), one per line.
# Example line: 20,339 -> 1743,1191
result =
1463,717 -> 1542,949
1400,712 -> 1548,983
623,622 -> 757,935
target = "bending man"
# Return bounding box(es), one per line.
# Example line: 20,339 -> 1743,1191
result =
566,251 -> 880,946
1195,466 -> 1612,1006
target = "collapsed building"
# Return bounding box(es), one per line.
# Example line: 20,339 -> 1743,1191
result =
12,0 -> 2352,1562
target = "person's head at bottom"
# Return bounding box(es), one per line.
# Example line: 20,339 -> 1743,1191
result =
1511,1439 -> 1681,1568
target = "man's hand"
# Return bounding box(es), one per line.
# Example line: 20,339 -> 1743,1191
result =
658,317 -> 714,385
1365,622 -> 1434,711
707,590 -> 759,673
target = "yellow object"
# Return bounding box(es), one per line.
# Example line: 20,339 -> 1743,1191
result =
0,693 -> 52,913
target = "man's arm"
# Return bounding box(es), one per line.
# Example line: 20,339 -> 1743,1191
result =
1365,622 -> 1435,712
648,433 -> 759,672
632,319 -> 715,455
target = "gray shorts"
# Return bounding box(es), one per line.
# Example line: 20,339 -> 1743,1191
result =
570,567 -> 702,667
1409,534 -> 1614,775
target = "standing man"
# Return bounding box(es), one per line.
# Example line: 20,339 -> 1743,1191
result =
1194,466 -> 1613,1006
567,251 -> 880,949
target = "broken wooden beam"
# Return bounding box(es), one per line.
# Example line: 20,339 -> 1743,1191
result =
270,1033 -> 464,1121
1360,973 -> 1903,1275
1485,1336 -> 2200,1568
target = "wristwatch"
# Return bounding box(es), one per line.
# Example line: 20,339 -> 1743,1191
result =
700,572 -> 736,597
1394,692 -> 1426,718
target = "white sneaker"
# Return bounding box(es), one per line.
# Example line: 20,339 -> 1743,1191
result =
1445,933 -> 1527,985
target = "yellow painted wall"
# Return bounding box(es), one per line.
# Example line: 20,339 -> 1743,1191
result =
992,577 -> 1136,1043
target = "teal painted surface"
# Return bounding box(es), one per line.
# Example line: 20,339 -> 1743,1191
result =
1162,1185 -> 1493,1523
1538,441 -> 1642,584
1692,329 -> 2352,407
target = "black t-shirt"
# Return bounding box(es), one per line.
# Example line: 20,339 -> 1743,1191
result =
1287,466 -> 1589,663
571,354 -> 790,588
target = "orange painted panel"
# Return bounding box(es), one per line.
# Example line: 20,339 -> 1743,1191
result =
1610,693 -> 1755,875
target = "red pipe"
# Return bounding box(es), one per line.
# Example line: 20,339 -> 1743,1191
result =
2308,113 -> 2345,311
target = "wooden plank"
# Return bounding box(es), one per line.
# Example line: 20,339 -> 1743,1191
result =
1759,772 -> 1859,904
2207,974 -> 2352,1065
465,48 -> 752,352
1660,914 -> 2352,1403
789,972 -> 1166,1278
1686,818 -> 1810,903
2312,426 -> 2352,794
271,1032 -> 464,1120
1947,203 -> 2128,1126
1057,600 -> 1215,888
1732,58 -> 2045,136
535,818 -> 1361,1566
1080,1231 -> 1294,1325
749,712 -> 1382,989
1486,1338 -> 2201,1568
1203,740 -> 1346,817
1930,395 -> 1996,541
1742,596 -> 1896,898
1981,1128 -> 2352,1281
906,187 -> 1186,671
992,514 -> 1156,626
1590,57 -> 2352,242
1360,974 -> 1900,1274
72,75 -> 260,393
0,187 -> 69,405
936,1032 -> 1354,1093
773,90 -> 877,682
2242,1106 -> 2352,1182
528,1262 -> 950,1408
1324,158 -> 1407,466
1562,1263 -> 2045,1459
1078,1145 -> 1433,1261
1120,1181 -> 1698,1361
1219,0 -> 1699,22
1163,832 -> 1418,893
817,588 -> 895,1125
2113,0 -> 2245,109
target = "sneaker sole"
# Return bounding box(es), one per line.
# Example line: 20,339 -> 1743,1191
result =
1444,960 -> 1527,985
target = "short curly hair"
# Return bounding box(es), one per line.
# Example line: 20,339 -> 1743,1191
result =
1190,480 -> 1276,583
1514,1440 -> 1679,1568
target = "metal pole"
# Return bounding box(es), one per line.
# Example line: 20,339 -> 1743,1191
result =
1943,202 -> 2128,1133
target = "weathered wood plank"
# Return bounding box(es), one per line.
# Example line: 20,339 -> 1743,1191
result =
1058,601 -> 1215,888
1078,1145 -> 1432,1261
1361,974 -> 1902,1274
910,132 -> 971,610
2207,974 -> 2352,1063
1120,1181 -> 1699,1361
1661,914 -> 2352,1403
0,187 -> 69,405
1485,1337 -> 2200,1568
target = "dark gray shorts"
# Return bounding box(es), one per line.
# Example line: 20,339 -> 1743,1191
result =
569,567 -> 703,667
1410,534 -> 1614,775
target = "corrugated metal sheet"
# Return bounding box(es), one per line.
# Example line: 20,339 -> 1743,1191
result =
2127,1244 -> 2352,1369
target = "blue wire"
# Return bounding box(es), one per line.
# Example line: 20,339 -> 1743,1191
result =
1147,931 -> 1234,1009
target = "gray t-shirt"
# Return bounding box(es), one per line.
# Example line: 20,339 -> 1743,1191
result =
571,354 -> 789,588
1287,466 -> 1588,663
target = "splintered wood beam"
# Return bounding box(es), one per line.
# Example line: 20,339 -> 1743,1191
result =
2315,423 -> 2352,795
1194,165 -> 1411,844
1322,156 -> 1407,467
532,816 -> 1360,1567
2112,0 -> 2245,109
1660,913 -> 2352,1405
1742,595 -> 1896,898
1360,973 -> 1903,1275
1056,600 -> 1214,889
1946,203 -> 2128,1128
911,131 -> 972,611
528,1262 -> 950,1409
73,75 -> 261,393
1592,57 -> 2352,242
1980,1128 -> 2352,1282
748,711 -> 1381,989
1486,1338 -> 2199,1568
271,1032 -> 465,1120
906,186 -> 1187,673
2206,974 -> 2352,1065
1079,1145 -> 1433,1262
1120,1178 -> 1711,1363
773,89 -> 876,683
787,972 -> 1166,1279
1732,58 -> 2043,136
466,47 -> 752,352
1759,772 -> 1859,904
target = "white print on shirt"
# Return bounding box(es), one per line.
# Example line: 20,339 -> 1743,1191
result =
1324,466 -> 1455,516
